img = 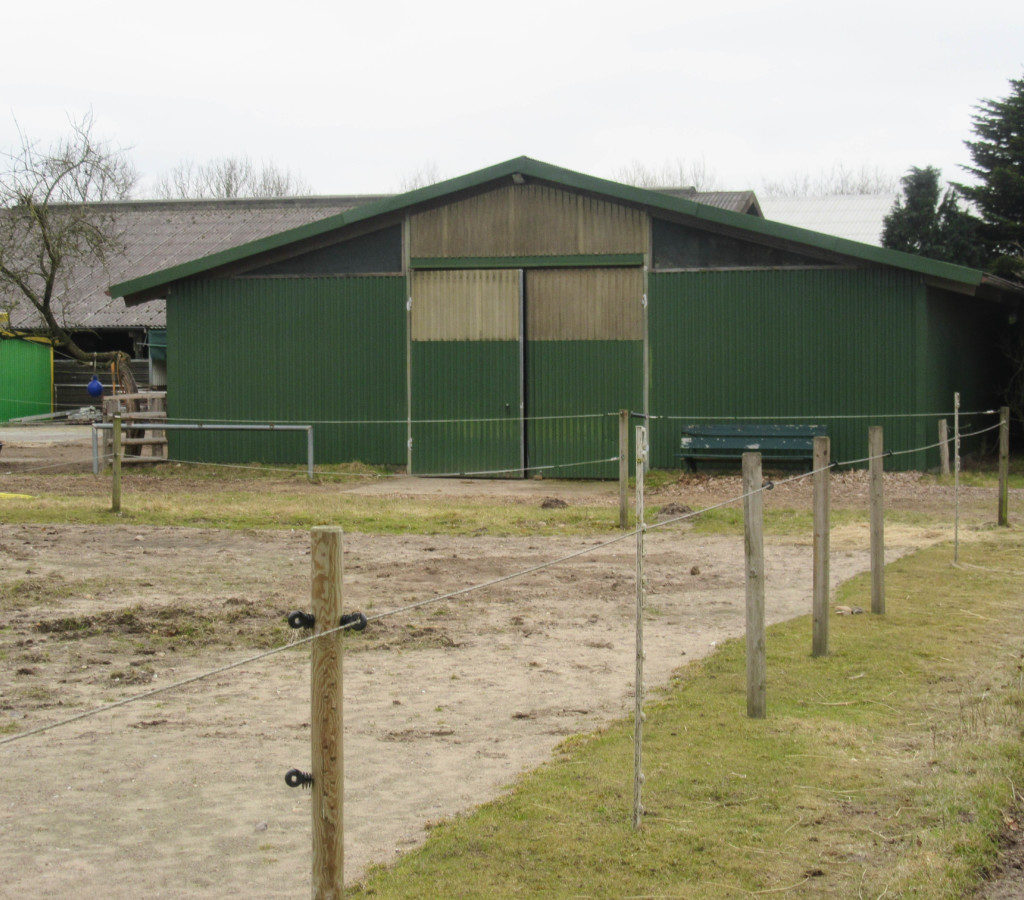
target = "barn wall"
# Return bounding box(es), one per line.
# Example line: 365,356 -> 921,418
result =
409,183 -> 647,258
648,268 -> 931,470
922,286 -> 1007,461
167,276 -> 406,465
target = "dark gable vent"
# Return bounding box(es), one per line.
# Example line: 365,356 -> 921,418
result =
246,224 -> 402,276
652,218 -> 831,270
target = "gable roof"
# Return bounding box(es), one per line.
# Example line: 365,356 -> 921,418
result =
109,157 -> 1000,303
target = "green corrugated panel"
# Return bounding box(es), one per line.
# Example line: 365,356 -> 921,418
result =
527,341 -> 641,478
167,277 -> 406,465
921,287 -> 1007,466
412,341 -> 520,475
0,339 -> 51,423
649,269 -> 932,471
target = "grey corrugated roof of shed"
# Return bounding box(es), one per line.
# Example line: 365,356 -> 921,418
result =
758,193 -> 899,246
658,188 -> 763,216
1,194 -> 387,330
111,157 -> 996,302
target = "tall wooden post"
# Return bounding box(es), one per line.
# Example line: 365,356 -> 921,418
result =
619,410 -> 630,529
869,426 -> 885,614
998,406 -> 1010,527
310,527 -> 345,899
743,452 -> 766,719
111,414 -> 122,513
812,436 -> 831,657
632,425 -> 647,829
938,419 -> 950,476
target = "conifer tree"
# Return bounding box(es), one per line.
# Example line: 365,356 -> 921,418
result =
955,76 -> 1024,279
881,166 -> 984,267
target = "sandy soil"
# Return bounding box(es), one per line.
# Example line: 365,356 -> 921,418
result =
0,515 -> 937,899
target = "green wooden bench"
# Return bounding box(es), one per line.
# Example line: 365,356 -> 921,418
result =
679,423 -> 827,471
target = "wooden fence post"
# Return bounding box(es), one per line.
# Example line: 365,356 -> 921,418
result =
812,436 -> 831,657
619,409 -> 630,530
938,418 -> 950,476
310,526 -> 345,899
998,406 -> 1010,527
111,414 -> 122,513
743,452 -> 766,719
869,426 -> 885,615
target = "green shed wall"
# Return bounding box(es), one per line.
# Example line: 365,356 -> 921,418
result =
167,276 -> 406,465
0,339 -> 51,423
921,287 -> 1006,463
648,268 -> 933,470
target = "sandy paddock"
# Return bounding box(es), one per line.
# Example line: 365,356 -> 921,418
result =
0,514 -> 936,898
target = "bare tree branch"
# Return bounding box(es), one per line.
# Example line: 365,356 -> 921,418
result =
153,155 -> 311,199
0,112 -> 137,365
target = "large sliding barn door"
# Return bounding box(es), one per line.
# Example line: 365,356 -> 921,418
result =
410,269 -> 523,475
525,268 -> 644,479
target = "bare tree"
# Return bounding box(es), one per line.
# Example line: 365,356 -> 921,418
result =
759,163 -> 898,198
614,158 -> 722,192
154,155 -> 311,199
0,113 -> 137,366
398,161 -> 445,192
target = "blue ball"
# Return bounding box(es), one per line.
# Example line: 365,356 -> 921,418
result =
87,376 -> 103,398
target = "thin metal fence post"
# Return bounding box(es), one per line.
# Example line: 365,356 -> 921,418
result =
307,426 -> 315,483
91,423 -> 99,475
998,406 -> 1010,527
632,424 -> 648,830
954,393 -> 961,564
812,436 -> 831,657
869,426 -> 885,614
619,410 -> 629,529
310,527 -> 345,898
743,452 -> 766,719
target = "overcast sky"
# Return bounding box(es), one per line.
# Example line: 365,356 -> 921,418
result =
3,0 -> 1022,197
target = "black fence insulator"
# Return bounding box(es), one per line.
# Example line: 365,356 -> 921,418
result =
762,479 -> 775,491
340,612 -> 368,632
287,611 -> 316,630
629,410 -> 648,420
886,449 -> 895,457
285,768 -> 313,788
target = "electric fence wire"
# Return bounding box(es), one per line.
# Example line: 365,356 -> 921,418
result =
0,419 -> 1010,748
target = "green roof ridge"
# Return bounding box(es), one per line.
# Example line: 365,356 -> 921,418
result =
109,156 -> 984,300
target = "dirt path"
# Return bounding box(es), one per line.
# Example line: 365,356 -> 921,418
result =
0,521 -> 937,898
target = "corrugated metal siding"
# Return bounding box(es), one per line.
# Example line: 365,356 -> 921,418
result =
167,276 -> 406,465
923,287 -> 1007,463
526,268 -> 643,340
410,183 -> 646,258
649,269 -> 929,470
411,270 -> 520,341
527,341 -> 641,478
411,341 -> 521,475
0,339 -> 51,422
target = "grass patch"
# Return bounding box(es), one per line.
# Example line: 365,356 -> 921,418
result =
350,532 -> 1024,897
0,487 -> 624,536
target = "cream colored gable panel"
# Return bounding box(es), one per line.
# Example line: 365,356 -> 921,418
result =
526,268 -> 644,341
410,183 -> 646,257
411,269 -> 520,341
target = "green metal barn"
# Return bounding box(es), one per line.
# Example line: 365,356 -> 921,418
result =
110,157 -> 1023,474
